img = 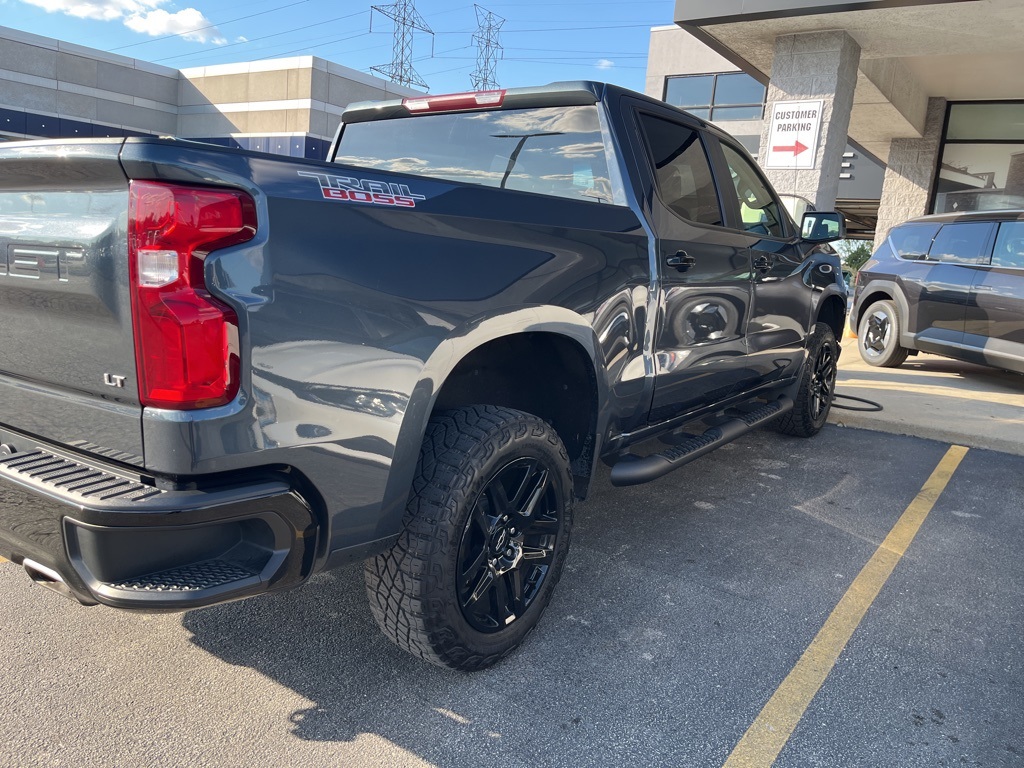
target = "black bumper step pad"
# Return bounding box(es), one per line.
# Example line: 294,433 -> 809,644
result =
105,560 -> 257,592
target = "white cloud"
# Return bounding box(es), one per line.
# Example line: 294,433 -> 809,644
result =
21,0 -> 152,21
596,59 -> 615,70
125,7 -> 224,43
19,0 -> 225,43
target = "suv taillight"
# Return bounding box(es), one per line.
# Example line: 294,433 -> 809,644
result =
128,180 -> 256,410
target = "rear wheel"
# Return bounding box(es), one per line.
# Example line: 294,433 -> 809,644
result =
773,322 -> 838,438
858,299 -> 908,368
364,405 -> 573,671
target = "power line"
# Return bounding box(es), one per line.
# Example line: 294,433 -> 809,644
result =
370,0 -> 435,90
470,5 -> 504,90
152,9 -> 369,63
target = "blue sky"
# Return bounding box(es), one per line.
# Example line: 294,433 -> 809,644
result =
1,0 -> 675,94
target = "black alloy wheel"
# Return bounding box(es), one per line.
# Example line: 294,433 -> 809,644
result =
772,322 -> 839,438
809,338 -> 837,422
364,405 -> 574,671
457,457 -> 561,633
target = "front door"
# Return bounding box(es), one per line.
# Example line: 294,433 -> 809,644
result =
715,140 -> 809,383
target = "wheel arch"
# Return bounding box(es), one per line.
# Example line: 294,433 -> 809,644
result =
815,292 -> 847,341
853,279 -> 913,346
374,307 -> 609,546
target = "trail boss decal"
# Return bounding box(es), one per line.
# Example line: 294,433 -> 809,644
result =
298,171 -> 426,208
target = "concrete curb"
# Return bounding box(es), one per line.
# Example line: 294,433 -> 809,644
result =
828,338 -> 1024,457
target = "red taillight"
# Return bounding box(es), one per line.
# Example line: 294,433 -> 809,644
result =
128,180 -> 256,410
403,89 -> 505,113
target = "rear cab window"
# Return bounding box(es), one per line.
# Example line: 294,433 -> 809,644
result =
333,105 -> 626,206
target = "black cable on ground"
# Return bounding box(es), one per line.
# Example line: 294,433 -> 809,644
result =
831,393 -> 883,412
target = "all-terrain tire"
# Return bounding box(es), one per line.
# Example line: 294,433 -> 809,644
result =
772,322 -> 839,438
364,405 -> 574,672
858,299 -> 909,368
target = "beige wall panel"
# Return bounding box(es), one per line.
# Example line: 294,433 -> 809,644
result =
96,98 -> 176,133
96,62 -> 177,105
0,78 -> 58,113
177,111 -> 244,135
189,74 -> 250,105
285,108 -> 311,132
0,38 -> 57,79
56,53 -> 98,89
287,67 -> 312,100
56,90 -> 99,120
248,70 -> 289,102
246,109 -> 289,132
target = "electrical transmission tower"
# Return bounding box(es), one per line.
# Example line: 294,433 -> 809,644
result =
370,0 -> 434,90
470,5 -> 504,90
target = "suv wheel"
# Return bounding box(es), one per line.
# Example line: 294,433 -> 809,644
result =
364,405 -> 574,671
773,322 -> 838,438
858,299 -> 908,368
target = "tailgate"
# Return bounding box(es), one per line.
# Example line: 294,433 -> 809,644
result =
0,140 -> 142,464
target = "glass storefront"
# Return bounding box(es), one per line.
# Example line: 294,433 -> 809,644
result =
933,102 -> 1024,213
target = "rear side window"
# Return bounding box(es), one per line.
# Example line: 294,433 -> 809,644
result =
334,106 -> 620,205
929,222 -> 994,264
636,113 -> 723,226
889,223 -> 939,259
992,221 -> 1024,268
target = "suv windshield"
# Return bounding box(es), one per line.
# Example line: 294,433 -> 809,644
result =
335,106 -> 621,205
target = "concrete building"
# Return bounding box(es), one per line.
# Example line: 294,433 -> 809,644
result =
647,0 -> 1024,244
0,25 -> 418,160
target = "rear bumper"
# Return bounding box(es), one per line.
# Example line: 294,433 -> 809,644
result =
0,439 -> 317,610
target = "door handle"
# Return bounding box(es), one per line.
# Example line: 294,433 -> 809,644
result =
753,253 -> 774,272
666,251 -> 697,271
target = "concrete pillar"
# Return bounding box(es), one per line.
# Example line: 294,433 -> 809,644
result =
873,97 -> 947,250
758,31 -> 861,211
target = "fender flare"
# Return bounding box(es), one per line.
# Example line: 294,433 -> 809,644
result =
372,306 -> 611,541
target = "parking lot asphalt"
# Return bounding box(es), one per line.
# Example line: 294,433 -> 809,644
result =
830,336 -> 1024,456
1,426 -> 1021,768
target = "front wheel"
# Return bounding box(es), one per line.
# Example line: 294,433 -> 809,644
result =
772,322 -> 839,438
364,405 -> 574,671
858,299 -> 908,368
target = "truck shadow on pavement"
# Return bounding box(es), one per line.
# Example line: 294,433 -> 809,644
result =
177,429 -> 902,767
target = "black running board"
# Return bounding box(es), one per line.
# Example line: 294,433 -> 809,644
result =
610,396 -> 793,487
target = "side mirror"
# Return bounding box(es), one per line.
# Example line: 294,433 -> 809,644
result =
801,211 -> 846,243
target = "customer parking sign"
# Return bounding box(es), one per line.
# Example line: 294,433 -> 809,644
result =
764,100 -> 823,170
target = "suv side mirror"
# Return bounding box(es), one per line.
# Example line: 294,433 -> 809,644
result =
801,211 -> 846,243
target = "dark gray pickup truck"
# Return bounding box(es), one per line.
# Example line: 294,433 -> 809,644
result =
0,81 -> 847,670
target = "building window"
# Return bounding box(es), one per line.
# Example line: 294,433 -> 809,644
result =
663,73 -> 765,121
933,101 -> 1024,213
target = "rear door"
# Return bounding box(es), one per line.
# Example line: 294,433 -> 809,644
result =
0,141 -> 143,463
965,218 -> 1024,369
626,104 -> 757,422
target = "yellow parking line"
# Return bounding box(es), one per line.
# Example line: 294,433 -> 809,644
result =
723,444 -> 969,768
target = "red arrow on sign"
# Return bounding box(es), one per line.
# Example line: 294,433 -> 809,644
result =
772,140 -> 809,156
